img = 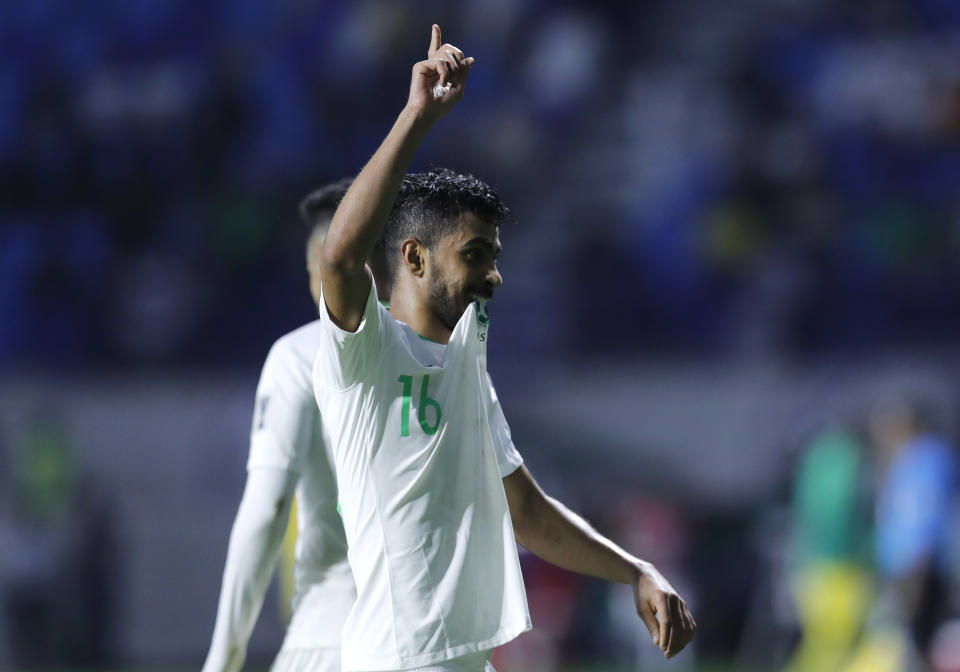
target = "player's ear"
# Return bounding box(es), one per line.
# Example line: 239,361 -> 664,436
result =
400,238 -> 426,278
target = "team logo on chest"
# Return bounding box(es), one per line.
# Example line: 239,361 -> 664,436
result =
474,302 -> 490,340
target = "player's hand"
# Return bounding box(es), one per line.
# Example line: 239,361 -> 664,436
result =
632,561 -> 696,658
406,24 -> 474,122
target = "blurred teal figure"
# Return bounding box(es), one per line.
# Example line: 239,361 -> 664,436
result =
784,429 -> 873,672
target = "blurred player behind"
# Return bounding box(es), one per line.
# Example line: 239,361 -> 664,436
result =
203,178 -> 385,672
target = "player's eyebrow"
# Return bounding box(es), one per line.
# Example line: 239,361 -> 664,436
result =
462,237 -> 502,256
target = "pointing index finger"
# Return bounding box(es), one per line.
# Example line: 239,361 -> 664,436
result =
428,24 -> 442,57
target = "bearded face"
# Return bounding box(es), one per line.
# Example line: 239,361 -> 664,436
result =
427,262 -> 466,330
417,211 -> 503,333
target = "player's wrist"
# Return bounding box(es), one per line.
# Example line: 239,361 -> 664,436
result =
629,558 -> 653,585
400,102 -> 440,128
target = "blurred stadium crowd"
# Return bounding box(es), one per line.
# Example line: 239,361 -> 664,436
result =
3,0 -> 960,671
4,0 -> 960,369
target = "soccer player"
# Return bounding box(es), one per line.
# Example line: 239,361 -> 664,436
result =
203,175 -> 542,672
202,179 -> 360,672
314,24 -> 695,672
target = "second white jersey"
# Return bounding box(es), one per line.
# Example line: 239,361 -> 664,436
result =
313,280 -> 531,672
250,321 -> 355,649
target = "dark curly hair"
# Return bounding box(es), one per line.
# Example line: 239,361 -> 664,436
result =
299,177 -> 353,238
381,167 -> 510,281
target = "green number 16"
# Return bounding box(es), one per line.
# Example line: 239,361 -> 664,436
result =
397,374 -> 443,436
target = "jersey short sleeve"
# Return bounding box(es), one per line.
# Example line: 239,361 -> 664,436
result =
487,373 -> 523,477
314,275 -> 384,391
248,339 -> 314,473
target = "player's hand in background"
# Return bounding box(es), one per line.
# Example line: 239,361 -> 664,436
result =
633,560 -> 696,658
406,24 -> 474,123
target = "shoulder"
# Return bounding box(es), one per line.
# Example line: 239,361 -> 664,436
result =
269,320 -> 324,361
260,321 -> 325,390
317,278 -> 398,345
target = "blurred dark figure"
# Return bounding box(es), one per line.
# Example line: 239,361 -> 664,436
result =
609,497 -> 695,671
783,428 -> 874,672
861,399 -> 959,671
0,417 -> 120,668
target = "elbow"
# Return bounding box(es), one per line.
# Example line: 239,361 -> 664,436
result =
511,516 -> 527,549
270,495 -> 290,523
510,502 -> 538,550
505,467 -> 546,551
513,526 -> 533,552
319,244 -> 363,277
319,226 -> 368,277
237,491 -> 290,532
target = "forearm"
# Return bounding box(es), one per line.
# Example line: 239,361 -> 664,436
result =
317,26 -> 472,329
322,107 -> 433,273
512,484 -> 696,658
203,470 -> 296,672
517,492 -> 642,585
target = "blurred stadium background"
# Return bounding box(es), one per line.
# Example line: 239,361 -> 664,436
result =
2,0 -> 960,670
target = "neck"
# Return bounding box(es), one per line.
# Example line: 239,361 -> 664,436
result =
389,281 -> 453,345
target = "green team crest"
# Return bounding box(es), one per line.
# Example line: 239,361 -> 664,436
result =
474,301 -> 490,341
474,301 -> 490,326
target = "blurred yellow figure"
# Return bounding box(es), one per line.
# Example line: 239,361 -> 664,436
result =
277,496 -> 299,623
784,430 -> 874,672
784,563 -> 872,672
841,626 -> 906,672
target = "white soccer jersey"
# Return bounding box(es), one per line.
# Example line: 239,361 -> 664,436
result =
249,322 -> 355,649
313,280 -> 531,672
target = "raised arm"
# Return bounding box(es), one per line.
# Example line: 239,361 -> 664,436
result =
202,469 -> 298,672
503,466 -> 696,659
320,24 -> 474,331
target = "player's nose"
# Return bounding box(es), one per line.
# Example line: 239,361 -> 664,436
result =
487,267 -> 502,289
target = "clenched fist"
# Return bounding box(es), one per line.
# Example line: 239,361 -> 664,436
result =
633,561 -> 697,658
